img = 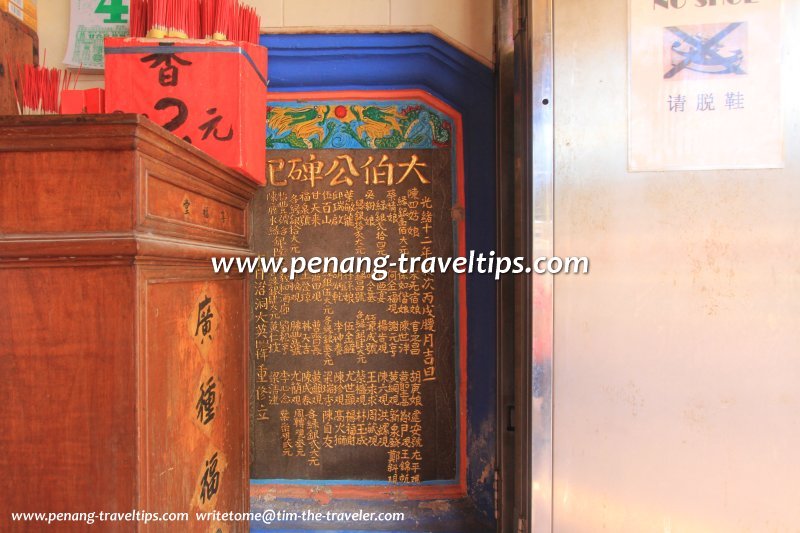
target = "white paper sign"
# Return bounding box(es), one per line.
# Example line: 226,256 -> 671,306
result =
629,0 -> 783,171
63,0 -> 130,70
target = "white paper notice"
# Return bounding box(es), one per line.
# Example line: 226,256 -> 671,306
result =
63,0 -> 130,70
629,0 -> 783,171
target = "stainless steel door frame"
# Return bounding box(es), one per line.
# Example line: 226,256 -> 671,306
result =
514,0 -> 555,531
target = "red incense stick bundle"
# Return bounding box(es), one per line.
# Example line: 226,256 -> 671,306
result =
130,0 -> 147,38
129,0 -> 261,43
213,0 -> 231,40
8,55 -> 79,115
147,0 -> 168,38
187,0 -> 200,38
200,0 -> 214,38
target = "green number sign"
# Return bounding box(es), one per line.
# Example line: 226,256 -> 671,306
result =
95,0 -> 128,24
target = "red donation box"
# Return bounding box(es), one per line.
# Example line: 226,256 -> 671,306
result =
105,37 -> 267,184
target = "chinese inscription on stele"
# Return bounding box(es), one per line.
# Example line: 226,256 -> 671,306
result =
251,141 -> 459,483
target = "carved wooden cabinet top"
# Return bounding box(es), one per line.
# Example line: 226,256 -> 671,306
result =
0,114 -> 259,260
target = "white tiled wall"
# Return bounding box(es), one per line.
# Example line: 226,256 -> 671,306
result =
38,0 -> 493,90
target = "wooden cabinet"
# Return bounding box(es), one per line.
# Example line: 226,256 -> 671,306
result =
0,115 -> 257,532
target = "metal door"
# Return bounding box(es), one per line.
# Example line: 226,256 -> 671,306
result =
518,0 -> 800,531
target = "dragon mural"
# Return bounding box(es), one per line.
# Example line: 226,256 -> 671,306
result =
267,102 -> 452,150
